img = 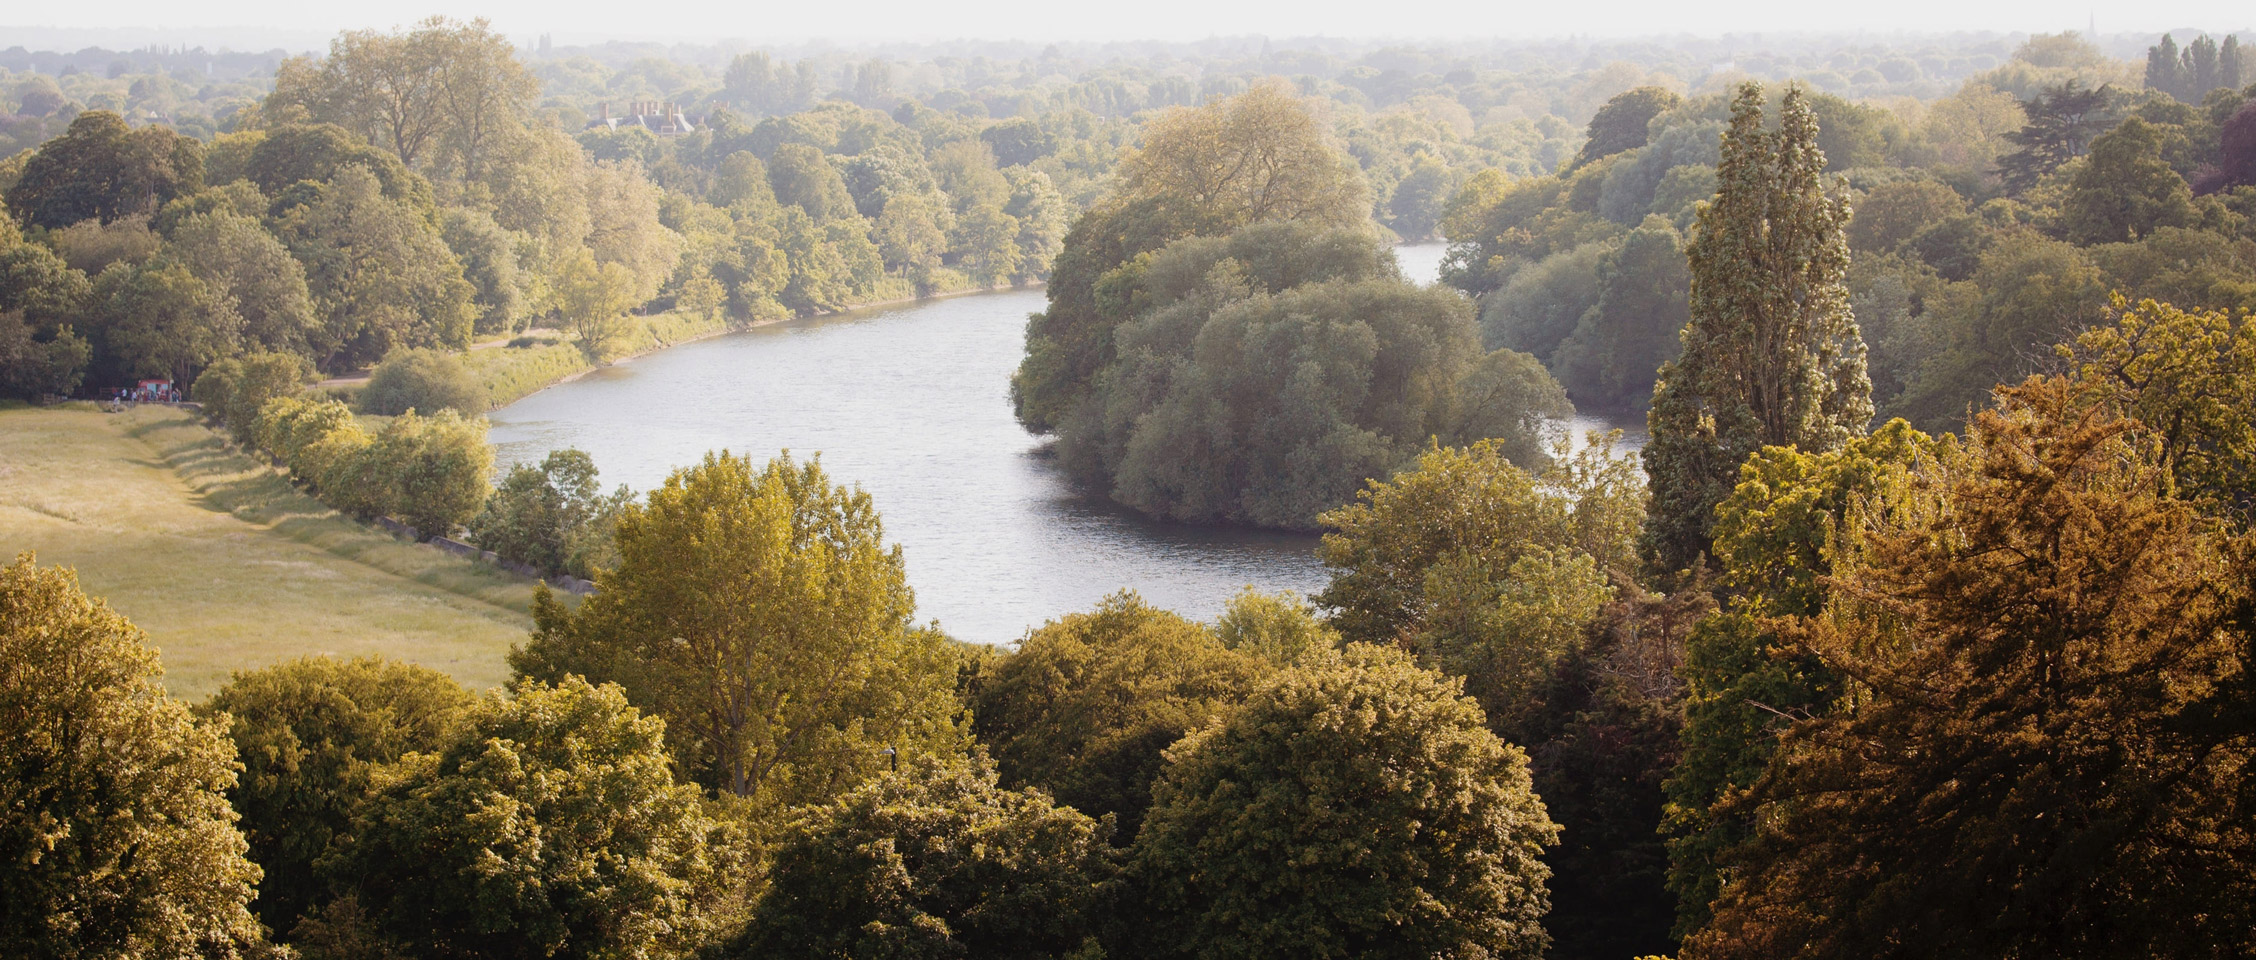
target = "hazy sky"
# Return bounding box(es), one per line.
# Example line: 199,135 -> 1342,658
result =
6,0 -> 2252,45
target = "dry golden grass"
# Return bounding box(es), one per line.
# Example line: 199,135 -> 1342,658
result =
0,403 -> 536,700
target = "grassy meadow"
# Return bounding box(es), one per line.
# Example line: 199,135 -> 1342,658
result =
0,403 -> 538,699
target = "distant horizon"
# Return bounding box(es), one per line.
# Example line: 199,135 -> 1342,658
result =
2,4 -> 2253,54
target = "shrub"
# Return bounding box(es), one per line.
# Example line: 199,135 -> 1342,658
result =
358,347 -> 488,416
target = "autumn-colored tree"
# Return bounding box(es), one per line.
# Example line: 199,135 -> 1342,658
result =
328,678 -> 735,960
0,555 -> 266,959
1212,587 -> 1339,666
199,656 -> 473,934
512,451 -> 963,807
1125,644 -> 1558,960
970,592 -> 1267,838
1688,379 -> 2256,958
1662,419 -> 1937,936
1644,82 -> 1873,574
727,759 -> 1118,960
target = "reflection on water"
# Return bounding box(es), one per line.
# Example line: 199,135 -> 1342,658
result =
489,245 -> 1636,644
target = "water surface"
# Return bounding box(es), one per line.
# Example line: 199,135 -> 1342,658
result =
489,244 -> 1633,643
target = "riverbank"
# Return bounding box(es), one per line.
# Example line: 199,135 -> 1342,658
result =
470,278 -> 1042,408
0,404 -> 536,698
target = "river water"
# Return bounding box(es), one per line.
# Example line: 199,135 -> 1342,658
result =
489,244 -> 1639,643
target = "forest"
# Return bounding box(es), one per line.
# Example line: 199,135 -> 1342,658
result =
3,19 -> 2255,960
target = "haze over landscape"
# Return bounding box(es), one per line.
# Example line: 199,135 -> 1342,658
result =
4,5 -> 2256,960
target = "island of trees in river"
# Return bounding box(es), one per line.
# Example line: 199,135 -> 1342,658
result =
3,22 -> 2256,960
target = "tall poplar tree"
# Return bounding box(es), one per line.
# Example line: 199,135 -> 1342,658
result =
1641,83 -> 1871,575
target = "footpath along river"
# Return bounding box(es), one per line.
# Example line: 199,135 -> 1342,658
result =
488,244 -> 1641,643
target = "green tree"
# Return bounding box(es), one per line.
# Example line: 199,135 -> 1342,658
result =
1125,644 -> 1558,960
194,350 -> 312,445
1844,179 -> 1964,255
0,555 -> 265,959
328,678 -> 733,960
1316,437 -> 1644,736
440,207 -> 524,335
2059,117 -> 2198,244
1571,86 -> 1683,170
4,110 -> 202,228
358,347 -> 487,416
1213,587 -> 1339,666
512,451 -> 963,806
163,209 -> 320,357
727,759 -> 1118,960
1552,218 -> 1691,411
279,164 -> 475,369
1643,82 -> 1873,574
467,448 -> 635,579
2066,296 -> 2256,518
93,258 -> 232,386
1997,80 -> 2118,193
1688,379 -> 2256,958
549,247 -> 637,360
199,656 -> 473,934
766,143 -> 854,222
367,408 -> 492,538
971,591 -> 1267,837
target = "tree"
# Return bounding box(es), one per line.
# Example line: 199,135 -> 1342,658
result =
2065,297 -> 2256,518
1317,437 -> 1643,737
1213,588 -> 1339,666
727,759 -> 1118,960
1572,86 -> 1683,170
194,350 -> 312,445
2146,34 -> 2187,102
971,592 -> 1268,837
358,347 -> 487,416
2198,100 -> 2256,194
279,165 -> 475,369
2060,117 -> 2197,244
93,258 -> 233,386
467,448 -> 635,579
366,409 -> 492,538
270,18 -> 534,181
0,555 -> 265,959
582,158 -> 682,302
440,207 -> 524,335
1013,82 -> 1366,433
512,451 -> 963,806
548,248 -> 637,360
329,678 -> 734,960
0,311 -> 88,399
1643,83 -> 1872,574
1997,81 -> 2117,193
1125,644 -> 1559,960
766,143 -> 854,222
4,110 -> 201,229
199,656 -> 473,934
1552,218 -> 1691,411
1662,420 -> 1935,937
163,209 -> 320,357
1687,380 -> 2256,958
1845,179 -> 1964,255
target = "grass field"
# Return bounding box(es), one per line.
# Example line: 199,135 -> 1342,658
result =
0,403 -> 538,700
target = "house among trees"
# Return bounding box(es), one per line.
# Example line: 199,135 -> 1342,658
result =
587,100 -> 698,136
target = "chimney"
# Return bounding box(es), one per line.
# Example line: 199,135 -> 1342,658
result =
599,101 -> 609,121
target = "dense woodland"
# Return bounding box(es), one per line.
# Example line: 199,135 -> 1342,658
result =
3,21 -> 2256,960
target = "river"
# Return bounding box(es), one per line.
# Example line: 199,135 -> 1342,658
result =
489,243 -> 1640,643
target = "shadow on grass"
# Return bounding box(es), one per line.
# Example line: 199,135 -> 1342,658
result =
127,411 -> 538,614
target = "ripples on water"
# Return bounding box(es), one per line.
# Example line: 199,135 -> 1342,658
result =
488,244 -> 1638,644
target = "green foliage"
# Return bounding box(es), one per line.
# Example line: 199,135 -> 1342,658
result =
729,759 -> 1118,960
1846,179 -> 1964,254
364,408 -> 493,538
277,165 -> 476,370
1125,644 -> 1558,960
2060,117 -> 2198,244
1644,83 -> 1873,574
199,656 -> 474,934
1997,80 -> 2119,193
0,554 -> 265,959
1044,220 -> 1570,529
1573,87 -> 1684,170
2067,297 -> 2256,518
195,350 -> 312,445
1552,217 -> 1692,411
3,110 -> 202,229
1662,421 -> 1934,937
466,448 -> 634,579
1886,231 -> 2109,428
1688,379 -> 2256,957
1212,587 -> 1339,666
1317,437 -> 1643,736
512,451 -> 963,806
971,591 -> 1268,837
358,347 -> 488,416
328,677 -> 734,960
0,312 -> 89,399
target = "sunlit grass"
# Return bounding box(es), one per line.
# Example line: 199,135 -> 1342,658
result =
0,404 -> 538,700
